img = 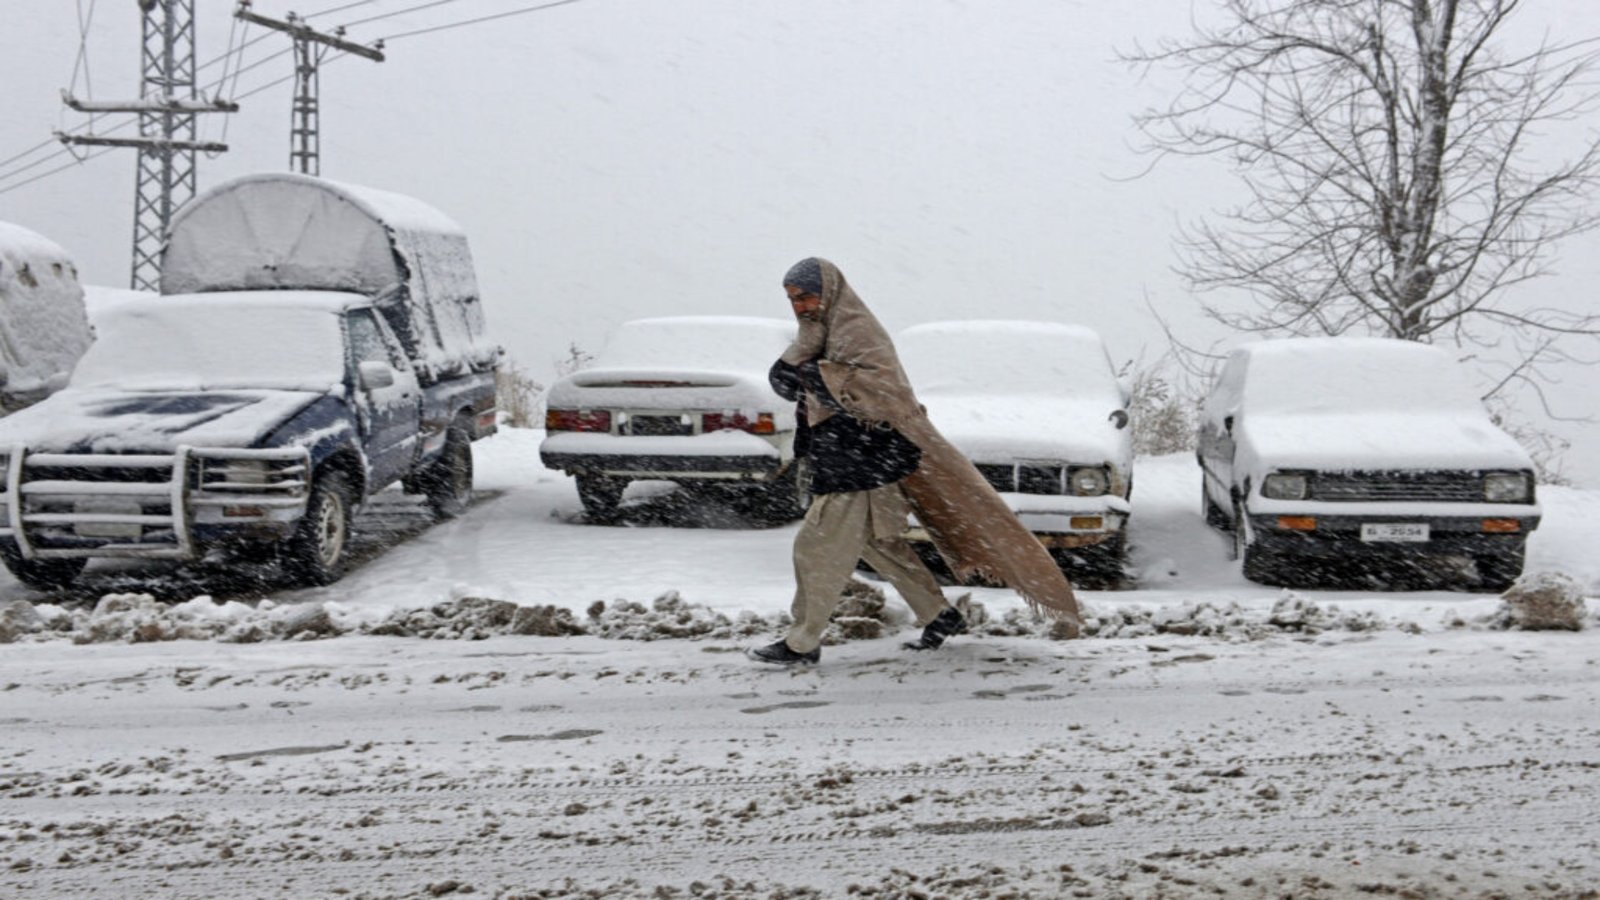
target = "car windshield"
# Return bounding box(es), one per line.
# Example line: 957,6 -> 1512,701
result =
1242,342 -> 1483,415
899,322 -> 1122,398
71,300 -> 347,392
595,317 -> 795,373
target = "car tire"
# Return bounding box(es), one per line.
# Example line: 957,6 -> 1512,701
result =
758,459 -> 812,522
285,470 -> 355,586
1203,482 -> 1230,530
421,419 -> 474,521
1240,542 -> 1283,586
1051,534 -> 1129,589
1227,498 -> 1247,561
576,474 -> 626,524
1476,542 -> 1526,593
0,541 -> 86,592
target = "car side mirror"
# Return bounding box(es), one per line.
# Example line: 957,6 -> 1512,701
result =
1109,409 -> 1130,430
1224,414 -> 1235,433
358,360 -> 396,390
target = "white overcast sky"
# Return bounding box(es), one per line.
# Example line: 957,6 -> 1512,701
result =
2,0 -> 1598,482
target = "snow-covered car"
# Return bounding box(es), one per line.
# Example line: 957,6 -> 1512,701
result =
897,321 -> 1134,581
539,316 -> 806,522
0,175 -> 499,591
1197,337 -> 1540,590
0,221 -> 94,413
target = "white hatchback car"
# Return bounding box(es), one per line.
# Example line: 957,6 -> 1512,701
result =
897,320 -> 1135,582
539,316 -> 805,523
1197,337 -> 1541,590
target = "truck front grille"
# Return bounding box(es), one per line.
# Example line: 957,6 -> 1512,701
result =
1312,471 -> 1484,502
974,463 -> 1066,495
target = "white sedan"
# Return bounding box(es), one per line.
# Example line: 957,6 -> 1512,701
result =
898,320 -> 1134,582
539,316 -> 805,523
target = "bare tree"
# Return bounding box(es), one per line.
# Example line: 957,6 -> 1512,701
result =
1125,0 -> 1600,379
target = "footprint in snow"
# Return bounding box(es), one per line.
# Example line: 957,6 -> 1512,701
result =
740,701 -> 832,714
497,729 -> 604,742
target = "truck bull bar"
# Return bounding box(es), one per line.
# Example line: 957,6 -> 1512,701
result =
0,444 -> 312,560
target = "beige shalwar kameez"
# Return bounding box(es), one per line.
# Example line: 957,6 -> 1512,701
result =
780,258 -> 1081,636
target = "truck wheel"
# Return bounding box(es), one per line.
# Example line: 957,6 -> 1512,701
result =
422,421 -> 474,521
0,541 -> 86,592
285,470 -> 354,586
576,474 -> 626,524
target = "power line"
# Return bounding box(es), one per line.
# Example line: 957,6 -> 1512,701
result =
2,0 -> 590,194
378,0 -> 587,42
340,0 -> 472,30
304,0 -> 384,19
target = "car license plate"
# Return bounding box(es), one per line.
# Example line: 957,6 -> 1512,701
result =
1361,522 -> 1429,543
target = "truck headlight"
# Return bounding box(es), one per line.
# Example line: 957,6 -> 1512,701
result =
1068,466 -> 1108,496
1262,473 -> 1308,500
1484,472 -> 1530,502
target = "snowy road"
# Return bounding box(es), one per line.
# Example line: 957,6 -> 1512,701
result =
3,628 -> 1598,898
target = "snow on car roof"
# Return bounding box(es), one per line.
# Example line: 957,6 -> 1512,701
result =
595,316 -> 797,372
159,173 -> 495,379
898,320 -> 1122,397
0,220 -> 94,396
1235,337 -> 1483,413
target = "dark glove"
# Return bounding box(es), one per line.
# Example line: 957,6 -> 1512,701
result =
798,360 -> 847,413
768,358 -> 803,401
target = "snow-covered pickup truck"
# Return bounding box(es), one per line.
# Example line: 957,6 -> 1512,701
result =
0,174 -> 499,591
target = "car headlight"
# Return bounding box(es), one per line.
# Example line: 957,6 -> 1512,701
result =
1484,472 -> 1530,502
1262,473 -> 1308,500
1068,466 -> 1108,496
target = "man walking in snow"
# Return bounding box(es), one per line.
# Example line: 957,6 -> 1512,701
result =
749,258 -> 1080,667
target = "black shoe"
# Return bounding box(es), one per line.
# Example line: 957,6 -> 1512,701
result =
904,606 -> 968,651
747,640 -> 820,666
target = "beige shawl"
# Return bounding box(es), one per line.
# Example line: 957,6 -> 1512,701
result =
781,258 -> 1081,633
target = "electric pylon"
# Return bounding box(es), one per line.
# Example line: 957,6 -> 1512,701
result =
234,2 -> 385,176
60,0 -> 236,292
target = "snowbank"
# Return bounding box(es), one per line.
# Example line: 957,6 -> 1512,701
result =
3,579 -> 1590,646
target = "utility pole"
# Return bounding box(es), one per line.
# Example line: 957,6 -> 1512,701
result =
234,1 -> 384,176
59,0 -> 236,292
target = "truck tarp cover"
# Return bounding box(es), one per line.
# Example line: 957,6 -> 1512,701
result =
0,221 -> 94,404
159,173 -> 496,380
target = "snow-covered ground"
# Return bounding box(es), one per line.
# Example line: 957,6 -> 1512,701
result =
3,428 -> 1598,898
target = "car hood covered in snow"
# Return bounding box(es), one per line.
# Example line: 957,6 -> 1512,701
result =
0,387 -> 325,454
922,392 -> 1130,465
1241,411 -> 1534,473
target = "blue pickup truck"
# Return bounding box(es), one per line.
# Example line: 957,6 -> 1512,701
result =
0,174 -> 499,590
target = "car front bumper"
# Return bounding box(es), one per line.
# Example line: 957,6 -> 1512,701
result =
905,492 -> 1131,549
1245,510 -> 1539,559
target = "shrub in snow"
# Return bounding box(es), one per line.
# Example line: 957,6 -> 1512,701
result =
1492,571 -> 1586,632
